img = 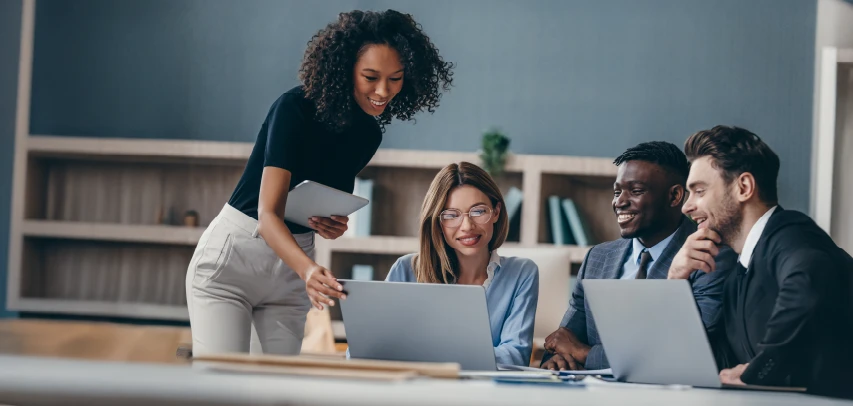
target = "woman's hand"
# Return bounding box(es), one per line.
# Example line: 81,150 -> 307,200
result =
303,264 -> 346,310
308,216 -> 349,240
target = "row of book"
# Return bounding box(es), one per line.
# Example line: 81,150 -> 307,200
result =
548,195 -> 594,247
503,186 -> 523,226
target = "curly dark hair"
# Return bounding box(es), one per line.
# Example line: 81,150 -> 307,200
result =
299,10 -> 454,132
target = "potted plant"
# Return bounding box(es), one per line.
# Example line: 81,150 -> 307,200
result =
479,128 -> 511,177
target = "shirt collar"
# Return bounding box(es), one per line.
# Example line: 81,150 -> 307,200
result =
483,250 -> 501,289
739,206 -> 778,268
632,228 -> 677,265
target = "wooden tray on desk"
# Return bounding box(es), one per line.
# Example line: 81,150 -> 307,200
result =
196,360 -> 420,382
192,352 -> 460,380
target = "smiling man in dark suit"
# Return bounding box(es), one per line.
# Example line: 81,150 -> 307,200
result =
669,126 -> 853,398
541,141 -> 736,371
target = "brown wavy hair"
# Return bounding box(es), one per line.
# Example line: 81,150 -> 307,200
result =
413,162 -> 509,284
683,125 -> 780,205
298,10 -> 454,132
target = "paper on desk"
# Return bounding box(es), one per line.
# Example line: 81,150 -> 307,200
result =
557,368 -> 613,376
582,376 -> 693,390
498,364 -> 612,376
460,370 -> 556,379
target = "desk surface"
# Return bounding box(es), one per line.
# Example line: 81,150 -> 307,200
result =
0,355 -> 849,406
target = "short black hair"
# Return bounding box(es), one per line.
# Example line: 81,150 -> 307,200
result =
613,141 -> 689,184
683,125 -> 779,205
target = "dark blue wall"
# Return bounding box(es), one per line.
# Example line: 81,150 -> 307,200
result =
2,1 -> 819,315
29,0 -> 817,211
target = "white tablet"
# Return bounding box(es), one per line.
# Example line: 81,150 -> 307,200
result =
283,180 -> 370,229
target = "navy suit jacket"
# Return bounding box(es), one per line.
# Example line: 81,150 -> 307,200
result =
548,217 -> 736,369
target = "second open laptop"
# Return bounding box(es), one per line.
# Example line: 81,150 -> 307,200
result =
583,279 -> 805,392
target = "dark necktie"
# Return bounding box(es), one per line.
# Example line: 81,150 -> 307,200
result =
636,250 -> 652,279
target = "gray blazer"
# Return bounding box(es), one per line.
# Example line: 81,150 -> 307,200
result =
556,217 -> 736,369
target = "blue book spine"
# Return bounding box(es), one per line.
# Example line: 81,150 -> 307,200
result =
548,195 -> 566,245
504,186 -> 523,221
561,198 -> 590,246
354,178 -> 374,237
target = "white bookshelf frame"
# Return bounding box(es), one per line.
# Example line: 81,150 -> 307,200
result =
814,46 -> 853,240
7,0 -> 35,318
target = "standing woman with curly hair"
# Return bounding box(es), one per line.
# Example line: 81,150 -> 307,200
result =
185,9 -> 453,356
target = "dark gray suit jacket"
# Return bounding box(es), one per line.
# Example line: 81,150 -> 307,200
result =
554,217 -> 736,369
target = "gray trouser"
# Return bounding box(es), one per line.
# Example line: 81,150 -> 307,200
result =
185,203 -> 313,356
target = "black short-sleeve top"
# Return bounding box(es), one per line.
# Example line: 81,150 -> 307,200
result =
228,86 -> 382,234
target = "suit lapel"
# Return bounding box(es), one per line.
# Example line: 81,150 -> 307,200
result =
743,206 -> 783,276
603,238 -> 632,279
647,217 -> 695,280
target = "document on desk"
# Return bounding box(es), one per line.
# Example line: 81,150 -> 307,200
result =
556,368 -> 613,376
459,370 -> 556,379
582,376 -> 693,390
498,364 -> 613,376
460,370 -> 587,388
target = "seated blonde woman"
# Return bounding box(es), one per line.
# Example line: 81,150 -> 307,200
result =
386,162 -> 539,366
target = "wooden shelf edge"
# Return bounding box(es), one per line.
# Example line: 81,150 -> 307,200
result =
26,135 -> 618,176
14,298 -> 189,321
323,235 -> 419,255
536,156 -> 617,177
20,220 -> 592,262
28,135 -> 253,161
22,220 -> 205,246
369,149 -> 527,172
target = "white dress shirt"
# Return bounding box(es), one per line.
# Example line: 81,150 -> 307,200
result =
739,205 -> 778,269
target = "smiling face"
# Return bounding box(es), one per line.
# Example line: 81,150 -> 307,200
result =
352,43 -> 404,116
683,156 -> 743,245
612,160 -> 681,241
440,185 -> 501,258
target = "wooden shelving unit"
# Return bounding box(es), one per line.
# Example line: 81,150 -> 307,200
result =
8,134 -> 617,337
7,1 -> 618,339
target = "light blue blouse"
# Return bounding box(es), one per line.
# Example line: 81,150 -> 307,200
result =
386,252 -> 539,366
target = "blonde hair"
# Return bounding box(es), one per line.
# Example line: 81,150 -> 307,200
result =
413,162 -> 509,284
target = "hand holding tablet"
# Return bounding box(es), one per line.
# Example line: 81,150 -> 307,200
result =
284,180 -> 370,231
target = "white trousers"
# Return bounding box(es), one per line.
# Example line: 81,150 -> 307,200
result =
185,203 -> 313,356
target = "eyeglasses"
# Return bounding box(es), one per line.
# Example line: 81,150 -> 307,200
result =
439,205 -> 493,228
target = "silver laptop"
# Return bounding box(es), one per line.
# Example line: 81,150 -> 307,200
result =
338,279 -> 497,371
583,279 -> 804,392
